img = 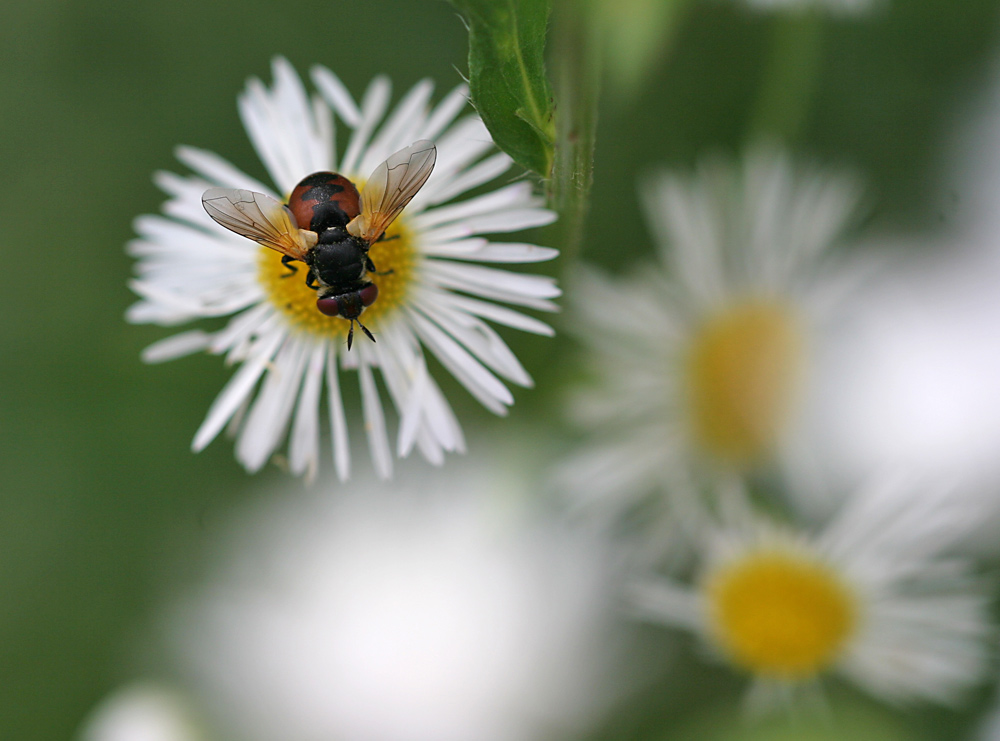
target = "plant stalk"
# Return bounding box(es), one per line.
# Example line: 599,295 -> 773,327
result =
548,1 -> 603,262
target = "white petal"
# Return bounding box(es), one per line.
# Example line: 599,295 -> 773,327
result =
364,323 -> 420,450
413,433 -> 445,466
236,334 -> 311,472
224,311 -> 286,366
129,278 -> 259,320
238,79 -> 296,194
340,75 -> 391,176
420,208 -> 557,243
125,300 -> 187,326
310,65 -> 362,127
153,175 -> 221,228
405,308 -> 512,414
423,260 -> 561,310
174,146 -> 274,195
421,152 -> 513,207
358,350 -> 393,480
312,94 -> 336,168
289,341 -> 326,480
141,331 -> 211,363
430,117 -> 494,181
418,372 -> 467,454
437,292 -> 555,336
379,321 -> 465,458
192,326 -> 285,452
410,182 -> 540,229
271,57 -> 332,175
236,59 -> 331,194
130,216 -> 250,261
416,83 -> 470,141
127,280 -> 217,319
151,171 -> 212,223
208,303 -> 272,354
360,79 -> 435,175
394,349 -> 429,458
413,296 -> 533,387
420,239 -> 559,264
326,345 -> 350,482
642,171 -> 726,307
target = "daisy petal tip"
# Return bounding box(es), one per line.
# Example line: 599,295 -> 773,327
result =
190,434 -> 210,454
271,55 -> 293,74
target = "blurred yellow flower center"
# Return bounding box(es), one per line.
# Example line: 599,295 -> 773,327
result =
706,549 -> 856,679
258,220 -> 416,339
684,301 -> 803,464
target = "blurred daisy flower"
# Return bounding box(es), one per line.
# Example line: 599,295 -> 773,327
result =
166,460 -> 620,741
628,478 -> 992,711
556,147 -> 864,512
76,683 -> 207,741
127,57 -> 558,480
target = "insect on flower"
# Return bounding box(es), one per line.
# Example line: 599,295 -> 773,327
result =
202,140 -> 437,349
129,59 -> 560,480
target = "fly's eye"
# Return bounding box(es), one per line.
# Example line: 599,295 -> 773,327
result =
359,283 -> 379,308
316,296 -> 341,316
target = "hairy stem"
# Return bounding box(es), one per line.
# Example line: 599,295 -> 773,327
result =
548,0 -> 602,262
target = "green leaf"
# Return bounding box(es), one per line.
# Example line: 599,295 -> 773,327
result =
446,0 -> 556,178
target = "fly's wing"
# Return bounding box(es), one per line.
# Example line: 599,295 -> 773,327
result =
347,140 -> 436,244
202,188 -> 317,260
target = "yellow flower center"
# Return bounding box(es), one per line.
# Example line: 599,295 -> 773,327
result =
684,300 -> 804,464
258,220 -> 416,339
706,548 -> 857,680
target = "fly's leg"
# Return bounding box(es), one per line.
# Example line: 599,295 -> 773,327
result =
365,256 -> 394,277
281,255 -> 299,277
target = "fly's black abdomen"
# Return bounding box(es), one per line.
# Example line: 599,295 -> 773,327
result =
309,236 -> 369,288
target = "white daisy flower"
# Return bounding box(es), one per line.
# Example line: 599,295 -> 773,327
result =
167,459 -> 620,741
556,146 -> 865,512
127,57 -> 559,480
627,478 -> 992,711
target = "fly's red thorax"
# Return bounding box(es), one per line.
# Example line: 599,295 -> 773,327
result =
287,172 -> 361,233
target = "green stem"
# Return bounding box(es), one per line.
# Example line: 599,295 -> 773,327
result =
748,8 -> 825,143
548,0 -> 602,262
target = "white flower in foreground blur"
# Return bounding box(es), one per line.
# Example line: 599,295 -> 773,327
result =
557,147 -> 863,511
77,683 -> 206,741
793,243 -> 1000,544
127,58 -> 558,480
168,462 -> 619,741
628,478 -> 992,711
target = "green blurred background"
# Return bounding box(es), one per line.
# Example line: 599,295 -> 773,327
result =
3,0 -> 1000,738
